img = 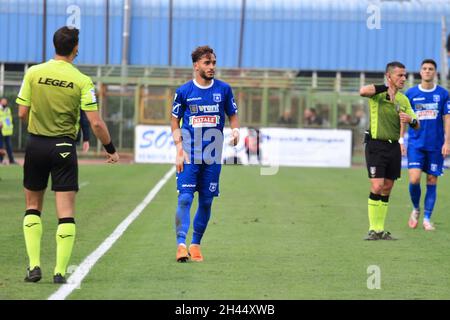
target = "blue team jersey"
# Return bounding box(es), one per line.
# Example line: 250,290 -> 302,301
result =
405,85 -> 450,151
172,79 -> 238,163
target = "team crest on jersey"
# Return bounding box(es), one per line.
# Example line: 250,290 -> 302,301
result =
209,182 -> 218,192
430,163 -> 438,172
189,105 -> 198,113
213,93 -> 222,102
433,95 -> 440,102
370,166 -> 376,178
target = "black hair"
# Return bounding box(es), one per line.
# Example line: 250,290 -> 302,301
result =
53,26 -> 79,56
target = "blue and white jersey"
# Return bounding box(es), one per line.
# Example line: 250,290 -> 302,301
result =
405,84 -> 450,151
172,79 -> 238,163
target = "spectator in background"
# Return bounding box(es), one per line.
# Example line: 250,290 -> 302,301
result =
0,98 -> 17,164
353,108 -> 368,129
338,113 -> 352,126
278,110 -> 295,126
304,107 -> 323,126
244,127 -> 261,164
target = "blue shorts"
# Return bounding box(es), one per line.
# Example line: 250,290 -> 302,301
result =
176,163 -> 222,196
407,147 -> 444,176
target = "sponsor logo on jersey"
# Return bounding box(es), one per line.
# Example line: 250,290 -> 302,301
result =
189,105 -> 198,113
38,77 -> 74,89
189,115 -> 220,127
433,94 -> 440,102
409,162 -> 421,166
416,109 -> 438,120
198,104 -> 219,113
187,97 -> 202,102
412,97 -> 426,101
213,93 -> 222,102
209,182 -> 218,192
182,184 -> 196,188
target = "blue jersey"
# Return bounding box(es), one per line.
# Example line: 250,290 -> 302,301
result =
172,79 -> 238,163
405,85 -> 450,151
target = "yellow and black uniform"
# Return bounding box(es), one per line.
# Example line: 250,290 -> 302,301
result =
365,85 -> 417,180
16,59 -> 98,191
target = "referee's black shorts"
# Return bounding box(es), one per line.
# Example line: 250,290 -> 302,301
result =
365,139 -> 401,180
24,134 -> 79,192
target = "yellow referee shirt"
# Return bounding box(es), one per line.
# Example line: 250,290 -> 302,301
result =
16,59 -> 98,140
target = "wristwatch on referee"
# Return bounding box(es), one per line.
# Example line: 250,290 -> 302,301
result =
409,118 -> 418,128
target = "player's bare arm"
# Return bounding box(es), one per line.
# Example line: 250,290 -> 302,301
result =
18,105 -> 29,123
443,114 -> 450,156
359,84 -> 377,98
85,110 -> 119,163
228,114 -> 240,146
171,115 -> 190,173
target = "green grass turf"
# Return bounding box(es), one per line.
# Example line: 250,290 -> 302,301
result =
1,164 -> 450,299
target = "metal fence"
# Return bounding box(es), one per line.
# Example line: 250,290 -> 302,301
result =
1,63 -> 431,162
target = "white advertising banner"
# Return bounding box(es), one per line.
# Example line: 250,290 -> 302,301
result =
259,128 -> 352,168
135,125 -> 176,163
135,125 -> 352,168
134,125 -> 249,164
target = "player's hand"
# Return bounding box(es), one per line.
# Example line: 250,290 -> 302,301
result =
442,143 -> 450,157
400,143 -> 407,156
228,128 -> 240,146
399,112 -> 412,124
82,141 -> 90,153
176,149 -> 190,173
106,152 -> 119,164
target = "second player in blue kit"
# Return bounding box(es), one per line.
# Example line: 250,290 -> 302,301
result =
171,46 -> 240,262
403,59 -> 450,231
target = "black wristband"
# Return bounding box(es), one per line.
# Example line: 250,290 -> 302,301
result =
103,141 -> 116,154
410,118 -> 418,128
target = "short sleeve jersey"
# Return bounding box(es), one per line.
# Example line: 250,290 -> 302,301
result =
368,89 -> 416,141
172,79 -> 238,162
16,59 -> 98,140
405,85 -> 450,151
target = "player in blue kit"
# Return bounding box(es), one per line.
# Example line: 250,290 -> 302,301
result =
403,59 -> 450,231
171,46 -> 240,262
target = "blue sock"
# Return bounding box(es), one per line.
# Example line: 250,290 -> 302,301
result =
192,196 -> 213,245
424,184 -> 437,221
409,183 -> 421,210
175,193 -> 194,245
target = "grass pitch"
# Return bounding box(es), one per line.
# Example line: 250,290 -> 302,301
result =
1,163 -> 450,299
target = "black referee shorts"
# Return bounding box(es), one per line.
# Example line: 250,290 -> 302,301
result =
24,134 -> 79,192
365,139 -> 401,180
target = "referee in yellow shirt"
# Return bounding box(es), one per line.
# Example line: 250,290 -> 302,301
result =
16,26 -> 119,284
359,61 -> 419,241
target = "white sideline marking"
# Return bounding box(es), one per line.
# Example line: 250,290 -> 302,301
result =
48,166 -> 176,300
79,181 -> 90,189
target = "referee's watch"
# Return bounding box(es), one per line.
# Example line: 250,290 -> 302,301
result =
409,118 -> 418,128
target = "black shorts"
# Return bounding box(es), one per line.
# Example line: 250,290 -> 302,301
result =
365,139 -> 401,180
24,135 -> 78,192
